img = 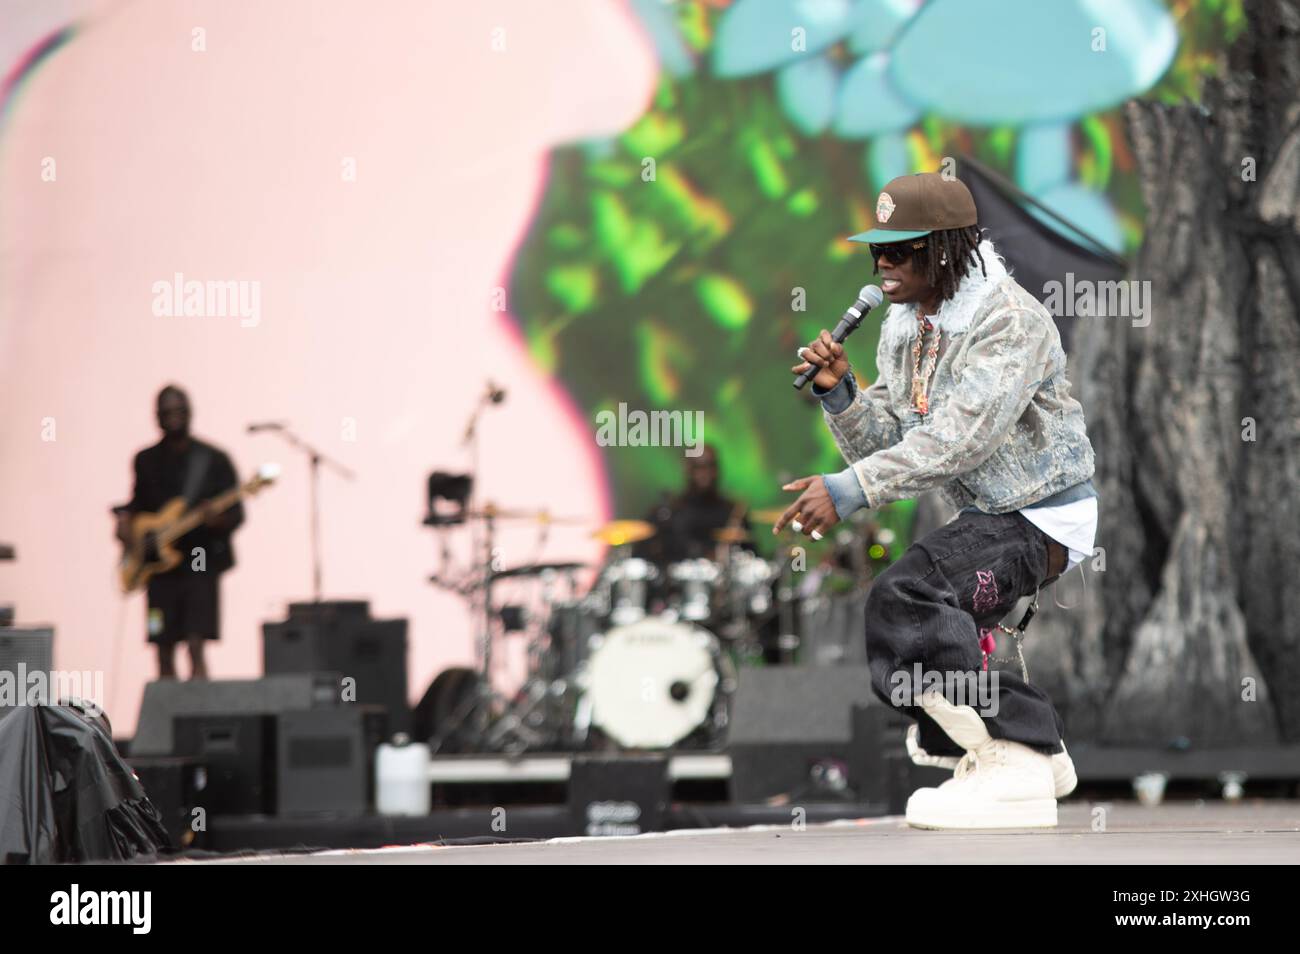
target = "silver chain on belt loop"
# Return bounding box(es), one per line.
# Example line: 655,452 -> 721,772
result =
986,580 -> 1041,682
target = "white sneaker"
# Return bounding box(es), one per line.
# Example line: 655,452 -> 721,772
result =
903,689 -> 1057,829
903,695 -> 1078,798
1052,744 -> 1078,798
929,740 -> 1078,799
905,737 -> 1058,829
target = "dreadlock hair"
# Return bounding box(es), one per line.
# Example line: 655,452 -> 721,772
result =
872,225 -> 987,303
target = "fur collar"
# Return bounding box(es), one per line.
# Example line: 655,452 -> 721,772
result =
879,238 -> 1010,351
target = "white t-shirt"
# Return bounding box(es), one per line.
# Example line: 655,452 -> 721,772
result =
1019,496 -> 1097,571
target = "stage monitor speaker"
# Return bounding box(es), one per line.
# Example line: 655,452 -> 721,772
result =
275,705 -> 388,817
132,672 -> 342,757
0,627 -> 54,723
285,600 -> 371,623
727,665 -> 922,807
569,755 -> 670,836
263,601 -> 410,734
173,714 -> 276,816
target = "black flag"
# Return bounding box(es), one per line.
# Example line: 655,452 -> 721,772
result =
957,155 -> 1127,355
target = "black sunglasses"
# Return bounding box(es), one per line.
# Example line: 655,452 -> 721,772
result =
868,239 -> 928,265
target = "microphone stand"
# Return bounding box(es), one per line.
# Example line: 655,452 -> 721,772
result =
462,383 -> 505,685
255,425 -> 355,603
430,383 -> 508,752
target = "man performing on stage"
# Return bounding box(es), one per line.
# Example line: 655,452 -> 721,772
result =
775,172 -> 1098,829
115,385 -> 245,681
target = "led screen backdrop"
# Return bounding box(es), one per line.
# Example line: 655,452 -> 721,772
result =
0,0 -> 1244,732
509,0 -> 1241,525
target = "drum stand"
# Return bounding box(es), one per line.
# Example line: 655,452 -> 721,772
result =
430,514 -> 584,755
425,382 -> 598,754
428,390 -> 511,754
773,543 -> 801,664
480,566 -> 582,754
427,509 -> 497,753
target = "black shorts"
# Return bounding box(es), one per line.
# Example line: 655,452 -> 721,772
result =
146,572 -> 220,644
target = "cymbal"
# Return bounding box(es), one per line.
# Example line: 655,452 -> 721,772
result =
712,527 -> 752,544
751,508 -> 788,523
463,505 -> 585,524
591,520 -> 656,546
492,561 -> 588,581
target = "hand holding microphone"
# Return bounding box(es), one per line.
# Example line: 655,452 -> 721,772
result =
792,331 -> 851,391
791,284 -> 884,390
777,284 -> 885,540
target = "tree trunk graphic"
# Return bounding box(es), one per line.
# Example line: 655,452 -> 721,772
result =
1025,0 -> 1300,745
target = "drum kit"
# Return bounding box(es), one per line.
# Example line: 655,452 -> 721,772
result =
424,500 -> 799,755
418,382 -> 894,755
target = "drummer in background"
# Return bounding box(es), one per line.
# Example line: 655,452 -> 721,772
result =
633,444 -> 756,566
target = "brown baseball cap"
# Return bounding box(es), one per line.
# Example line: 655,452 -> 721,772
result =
848,172 -> 978,244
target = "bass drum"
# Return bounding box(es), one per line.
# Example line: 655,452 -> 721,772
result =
580,617 -> 729,749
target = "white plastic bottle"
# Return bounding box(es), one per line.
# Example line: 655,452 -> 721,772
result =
375,733 -> 431,816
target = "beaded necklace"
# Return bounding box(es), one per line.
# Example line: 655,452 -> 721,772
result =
909,310 -> 941,414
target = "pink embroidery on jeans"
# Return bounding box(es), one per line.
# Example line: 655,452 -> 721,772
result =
972,569 -> 1000,614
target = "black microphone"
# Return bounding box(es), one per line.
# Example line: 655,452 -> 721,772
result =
792,285 -> 885,390
247,421 -> 286,433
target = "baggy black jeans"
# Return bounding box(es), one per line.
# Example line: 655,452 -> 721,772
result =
863,506 -> 1065,758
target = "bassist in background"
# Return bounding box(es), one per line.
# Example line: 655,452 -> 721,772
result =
114,385 -> 244,680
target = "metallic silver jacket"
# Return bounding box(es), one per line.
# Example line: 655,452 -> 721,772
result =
823,240 -> 1096,514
